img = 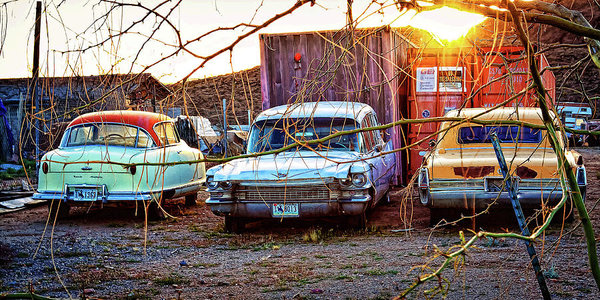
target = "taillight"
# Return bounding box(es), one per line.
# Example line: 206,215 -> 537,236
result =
42,162 -> 48,174
129,165 -> 137,175
418,168 -> 429,189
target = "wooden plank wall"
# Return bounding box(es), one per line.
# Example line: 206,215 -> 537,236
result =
259,28 -> 411,184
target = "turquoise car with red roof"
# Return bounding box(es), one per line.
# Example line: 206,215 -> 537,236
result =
33,110 -> 206,218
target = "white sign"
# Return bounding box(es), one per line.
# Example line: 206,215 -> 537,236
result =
439,66 -> 464,92
416,67 -> 437,92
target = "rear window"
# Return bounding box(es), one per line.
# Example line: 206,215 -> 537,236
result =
63,123 -> 154,148
458,126 -> 542,144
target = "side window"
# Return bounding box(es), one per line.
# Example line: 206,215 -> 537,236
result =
370,114 -> 383,145
137,130 -> 155,148
361,116 -> 375,152
154,122 -> 180,146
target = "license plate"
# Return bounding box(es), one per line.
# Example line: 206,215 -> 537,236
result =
73,188 -> 98,201
485,177 -> 517,192
272,203 -> 299,217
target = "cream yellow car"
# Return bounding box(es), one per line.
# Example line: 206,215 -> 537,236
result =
33,111 -> 206,218
417,107 -> 587,224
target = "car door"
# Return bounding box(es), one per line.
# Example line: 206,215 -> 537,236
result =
361,114 -> 386,201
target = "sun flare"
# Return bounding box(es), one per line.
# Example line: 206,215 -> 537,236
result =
394,7 -> 487,41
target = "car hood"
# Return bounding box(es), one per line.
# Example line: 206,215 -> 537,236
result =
209,151 -> 367,182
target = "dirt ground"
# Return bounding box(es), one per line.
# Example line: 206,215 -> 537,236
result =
1,148 -> 600,299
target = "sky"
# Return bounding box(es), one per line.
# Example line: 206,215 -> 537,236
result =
0,0 -> 485,83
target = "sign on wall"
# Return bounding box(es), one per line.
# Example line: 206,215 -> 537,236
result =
416,67 -> 437,92
438,67 -> 464,92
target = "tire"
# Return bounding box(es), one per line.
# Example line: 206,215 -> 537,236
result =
429,208 -> 458,227
224,216 -> 245,233
345,211 -> 367,230
184,193 -> 197,207
48,200 -> 70,219
381,191 -> 392,206
148,201 -> 166,221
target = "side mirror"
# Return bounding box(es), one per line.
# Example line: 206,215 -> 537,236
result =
428,139 -> 436,148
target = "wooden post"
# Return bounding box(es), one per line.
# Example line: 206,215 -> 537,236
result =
32,1 -> 42,170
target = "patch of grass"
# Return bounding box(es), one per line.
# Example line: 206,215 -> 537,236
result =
153,273 -> 189,286
340,264 -> 353,269
543,264 -> 559,279
335,274 -> 354,281
188,224 -> 204,232
363,269 -> 399,276
16,252 -> 29,258
358,250 -> 383,261
244,268 -> 259,275
57,250 -> 89,258
124,290 -> 152,300
303,228 -> 323,243
314,254 -> 327,259
193,262 -> 220,268
204,231 -> 234,239
252,242 -> 281,251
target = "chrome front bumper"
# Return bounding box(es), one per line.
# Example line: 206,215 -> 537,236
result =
205,195 -> 371,218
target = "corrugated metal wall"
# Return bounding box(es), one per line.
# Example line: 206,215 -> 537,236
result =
259,28 -> 410,184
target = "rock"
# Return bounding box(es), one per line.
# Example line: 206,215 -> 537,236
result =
83,288 -> 95,294
310,288 -> 323,294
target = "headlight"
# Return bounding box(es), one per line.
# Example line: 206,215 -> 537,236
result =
206,176 -> 218,189
351,173 -> 367,187
339,177 -> 352,187
219,181 -> 233,190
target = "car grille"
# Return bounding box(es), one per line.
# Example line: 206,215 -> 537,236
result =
237,187 -> 330,201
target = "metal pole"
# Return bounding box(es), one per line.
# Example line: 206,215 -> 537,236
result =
32,1 -> 41,171
222,98 -> 227,158
490,133 -> 551,300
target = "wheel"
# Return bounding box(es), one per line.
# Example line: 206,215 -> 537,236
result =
224,216 -> 245,233
184,193 -> 197,206
48,200 -> 70,219
429,208 -> 454,227
345,211 -> 367,230
381,191 -> 392,205
147,201 -> 166,221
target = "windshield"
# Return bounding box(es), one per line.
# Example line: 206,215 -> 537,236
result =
63,123 -> 154,148
458,125 -> 543,144
247,117 -> 359,153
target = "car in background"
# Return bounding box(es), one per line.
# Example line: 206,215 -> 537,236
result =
205,101 -> 396,232
417,107 -> 587,225
33,110 -> 206,219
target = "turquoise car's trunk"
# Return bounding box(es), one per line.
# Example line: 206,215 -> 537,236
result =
41,145 -> 139,193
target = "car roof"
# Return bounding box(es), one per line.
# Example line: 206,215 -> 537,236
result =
255,101 -> 373,123
444,107 -> 558,126
67,110 -> 172,146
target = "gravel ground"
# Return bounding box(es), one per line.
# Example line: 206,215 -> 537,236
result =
1,148 -> 600,299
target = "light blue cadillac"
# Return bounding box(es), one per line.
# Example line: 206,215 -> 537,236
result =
205,101 -> 396,232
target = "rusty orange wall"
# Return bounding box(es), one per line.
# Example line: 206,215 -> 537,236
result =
405,47 -> 556,177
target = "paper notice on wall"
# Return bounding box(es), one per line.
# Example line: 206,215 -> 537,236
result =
416,67 -> 437,92
439,67 -> 464,92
